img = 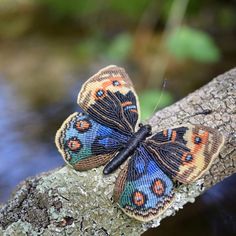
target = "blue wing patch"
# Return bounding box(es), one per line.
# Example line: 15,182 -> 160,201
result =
114,144 -> 175,221
55,112 -> 129,170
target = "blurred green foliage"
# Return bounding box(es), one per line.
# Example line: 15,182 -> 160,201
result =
218,6 -> 236,29
166,26 -> 220,63
45,0 -> 221,64
75,33 -> 133,62
38,0 -> 102,17
139,90 -> 174,121
106,33 -> 133,62
0,0 -> 235,118
39,0 -> 149,19
75,37 -> 105,61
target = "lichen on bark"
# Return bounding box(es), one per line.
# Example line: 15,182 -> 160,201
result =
0,68 -> 235,236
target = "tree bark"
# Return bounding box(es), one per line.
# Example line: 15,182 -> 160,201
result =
0,68 -> 235,236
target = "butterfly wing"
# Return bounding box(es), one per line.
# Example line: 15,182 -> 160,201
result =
55,112 -> 129,170
146,124 -> 225,184
77,65 -> 140,135
114,144 -> 175,222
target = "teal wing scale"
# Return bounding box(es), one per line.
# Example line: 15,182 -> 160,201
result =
114,144 -> 175,222
55,112 -> 129,170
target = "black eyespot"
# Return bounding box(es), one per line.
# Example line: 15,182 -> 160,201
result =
112,80 -> 120,86
194,136 -> 202,144
94,88 -> 106,100
96,89 -> 104,97
185,154 -> 193,162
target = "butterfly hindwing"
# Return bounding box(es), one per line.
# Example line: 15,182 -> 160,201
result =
114,144 -> 175,222
55,112 -> 129,170
146,124 -> 225,184
77,65 -> 140,135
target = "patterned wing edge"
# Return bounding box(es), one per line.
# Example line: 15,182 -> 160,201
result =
55,112 -> 78,168
113,145 -> 175,222
55,112 -> 115,171
146,124 -> 225,184
77,65 -> 141,134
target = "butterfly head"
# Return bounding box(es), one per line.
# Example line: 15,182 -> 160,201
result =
139,123 -> 152,136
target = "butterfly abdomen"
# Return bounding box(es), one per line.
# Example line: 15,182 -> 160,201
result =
103,124 -> 152,175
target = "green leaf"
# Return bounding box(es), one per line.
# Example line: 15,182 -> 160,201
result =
166,26 -> 221,63
139,89 -> 174,121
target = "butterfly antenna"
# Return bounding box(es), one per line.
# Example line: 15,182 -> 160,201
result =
151,78 -> 168,115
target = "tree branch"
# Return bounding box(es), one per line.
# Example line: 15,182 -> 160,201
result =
0,68 -> 235,235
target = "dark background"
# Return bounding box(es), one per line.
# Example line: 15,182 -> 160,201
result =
0,1 -> 235,235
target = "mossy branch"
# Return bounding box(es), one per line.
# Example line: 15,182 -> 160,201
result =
0,68 -> 235,236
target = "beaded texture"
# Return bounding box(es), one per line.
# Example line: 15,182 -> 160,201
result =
55,65 -> 224,222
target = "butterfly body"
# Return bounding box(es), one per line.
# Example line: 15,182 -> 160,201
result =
55,65 -> 224,222
103,124 -> 152,175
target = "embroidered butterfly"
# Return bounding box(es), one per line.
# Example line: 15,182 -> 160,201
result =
55,65 -> 224,222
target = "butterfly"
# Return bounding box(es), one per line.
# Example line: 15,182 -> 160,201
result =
55,65 -> 225,222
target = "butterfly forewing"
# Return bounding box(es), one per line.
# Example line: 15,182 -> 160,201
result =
55,112 -> 129,170
146,124 -> 225,184
77,65 -> 140,135
114,144 -> 175,222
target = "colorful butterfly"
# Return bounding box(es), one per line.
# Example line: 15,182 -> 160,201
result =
55,65 -> 224,222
